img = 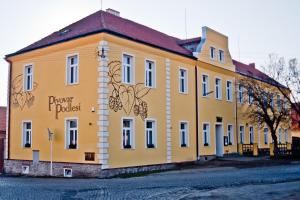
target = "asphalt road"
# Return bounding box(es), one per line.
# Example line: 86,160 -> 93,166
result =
0,163 -> 300,199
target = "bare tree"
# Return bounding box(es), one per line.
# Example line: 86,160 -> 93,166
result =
239,76 -> 290,157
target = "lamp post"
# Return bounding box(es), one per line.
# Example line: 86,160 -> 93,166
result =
47,128 -> 54,176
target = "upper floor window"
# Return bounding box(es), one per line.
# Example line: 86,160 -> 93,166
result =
210,47 -> 216,60
238,84 -> 243,103
277,95 -> 281,111
226,81 -> 233,101
219,50 -> 225,63
66,119 -> 78,149
22,121 -> 32,148
67,55 -> 79,85
227,124 -> 233,145
215,78 -> 222,100
122,54 -> 134,84
202,75 -> 209,97
145,120 -> 156,148
248,88 -> 253,104
180,122 -> 188,147
179,68 -> 188,93
203,123 -> 210,146
145,60 -> 155,88
285,129 -> 288,143
122,118 -> 134,149
264,128 -> 268,144
24,65 -> 33,91
270,94 -> 274,108
239,125 -> 245,144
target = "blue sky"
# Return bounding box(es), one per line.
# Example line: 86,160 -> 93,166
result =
0,0 -> 299,106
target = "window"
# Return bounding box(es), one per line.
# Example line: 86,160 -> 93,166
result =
239,125 -> 245,144
180,122 -> 188,147
270,94 -> 274,108
24,65 -> 33,91
278,128 -> 282,144
122,54 -> 134,84
227,124 -> 233,145
285,129 -> 288,143
179,68 -> 188,93
22,121 -> 32,148
219,49 -> 225,63
249,126 -> 254,144
283,98 -> 289,110
67,55 -> 79,85
264,128 -> 268,144
248,88 -> 253,104
63,168 -> 72,177
202,75 -> 209,96
145,60 -> 155,88
277,95 -> 281,111
238,84 -> 243,103
263,94 -> 268,108
210,47 -> 216,59
145,120 -> 156,148
215,78 -> 222,100
203,123 -> 210,146
85,152 -> 95,161
66,119 -> 78,149
122,119 -> 133,149
226,81 -> 233,101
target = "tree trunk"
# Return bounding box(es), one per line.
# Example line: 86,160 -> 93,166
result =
271,131 -> 279,159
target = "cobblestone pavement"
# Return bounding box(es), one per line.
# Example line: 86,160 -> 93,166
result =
0,163 -> 300,200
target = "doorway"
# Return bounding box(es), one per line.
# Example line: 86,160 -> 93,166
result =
215,124 -> 224,157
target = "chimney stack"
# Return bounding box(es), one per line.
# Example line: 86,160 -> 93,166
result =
249,63 -> 255,68
106,8 -> 120,17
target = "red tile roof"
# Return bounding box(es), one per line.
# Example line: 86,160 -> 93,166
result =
7,10 -> 195,59
233,59 -> 286,88
0,107 -> 6,132
292,104 -> 300,130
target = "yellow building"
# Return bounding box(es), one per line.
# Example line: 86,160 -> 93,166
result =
4,9 -> 291,177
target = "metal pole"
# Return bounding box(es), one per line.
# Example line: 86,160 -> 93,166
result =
50,137 -> 53,176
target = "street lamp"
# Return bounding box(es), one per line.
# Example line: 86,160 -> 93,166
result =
47,128 -> 54,176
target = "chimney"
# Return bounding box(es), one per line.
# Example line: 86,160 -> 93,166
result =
106,8 -> 120,16
249,63 -> 255,68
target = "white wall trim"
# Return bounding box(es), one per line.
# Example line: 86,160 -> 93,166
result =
98,40 -> 110,169
166,58 -> 172,163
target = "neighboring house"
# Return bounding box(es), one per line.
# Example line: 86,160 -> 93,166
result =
292,104 -> 300,138
4,9 -> 291,177
0,106 -> 6,172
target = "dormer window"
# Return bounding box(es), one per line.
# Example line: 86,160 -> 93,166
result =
210,47 -> 216,60
219,50 -> 225,63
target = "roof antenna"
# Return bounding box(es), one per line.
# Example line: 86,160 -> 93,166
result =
184,8 -> 188,39
101,0 -> 103,10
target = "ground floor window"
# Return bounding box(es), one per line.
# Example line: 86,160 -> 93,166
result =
227,124 -> 233,145
22,121 -> 32,148
239,125 -> 245,144
145,119 -> 156,148
66,119 -> 78,149
285,129 -> 288,143
278,128 -> 282,144
249,126 -> 254,144
264,128 -> 268,144
203,123 -> 210,146
122,118 -> 134,149
180,122 -> 188,147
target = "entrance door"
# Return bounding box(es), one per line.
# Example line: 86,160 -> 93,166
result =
215,124 -> 224,157
0,138 -> 4,172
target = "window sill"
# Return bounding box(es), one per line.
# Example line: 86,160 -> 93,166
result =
226,99 -> 233,103
121,81 -> 135,86
215,98 -> 222,101
181,144 -> 188,148
204,143 -> 209,147
66,82 -> 79,86
179,91 -> 188,95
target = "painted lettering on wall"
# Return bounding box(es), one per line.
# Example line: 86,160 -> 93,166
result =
48,96 -> 81,119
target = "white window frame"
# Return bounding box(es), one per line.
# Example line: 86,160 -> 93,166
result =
270,94 -> 274,108
284,129 -> 288,143
65,117 -> 79,149
264,127 -> 269,144
145,118 -> 157,148
215,77 -> 222,100
121,117 -> 135,149
278,128 -> 282,144
219,49 -> 225,63
145,59 -> 156,88
226,80 -> 233,102
249,126 -> 254,144
210,46 -> 216,60
202,74 -> 209,97
239,125 -> 245,144
178,67 -> 188,94
23,64 -> 34,91
238,84 -> 243,104
277,95 -> 281,111
203,122 -> 210,146
122,53 -> 135,85
22,120 -> 32,148
179,121 -> 189,147
66,53 -> 79,85
227,124 -> 234,145
63,168 -> 73,177
248,88 -> 253,105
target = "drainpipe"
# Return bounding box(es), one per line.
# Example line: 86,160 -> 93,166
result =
4,57 -> 12,160
195,66 -> 199,160
235,79 -> 239,154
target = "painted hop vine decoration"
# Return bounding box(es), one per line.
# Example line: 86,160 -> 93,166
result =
108,61 -> 151,121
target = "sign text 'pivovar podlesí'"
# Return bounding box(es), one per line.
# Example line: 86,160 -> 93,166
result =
48,96 -> 81,119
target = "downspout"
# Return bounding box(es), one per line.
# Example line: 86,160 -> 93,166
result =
235,79 -> 239,153
5,57 -> 12,160
195,65 -> 199,160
